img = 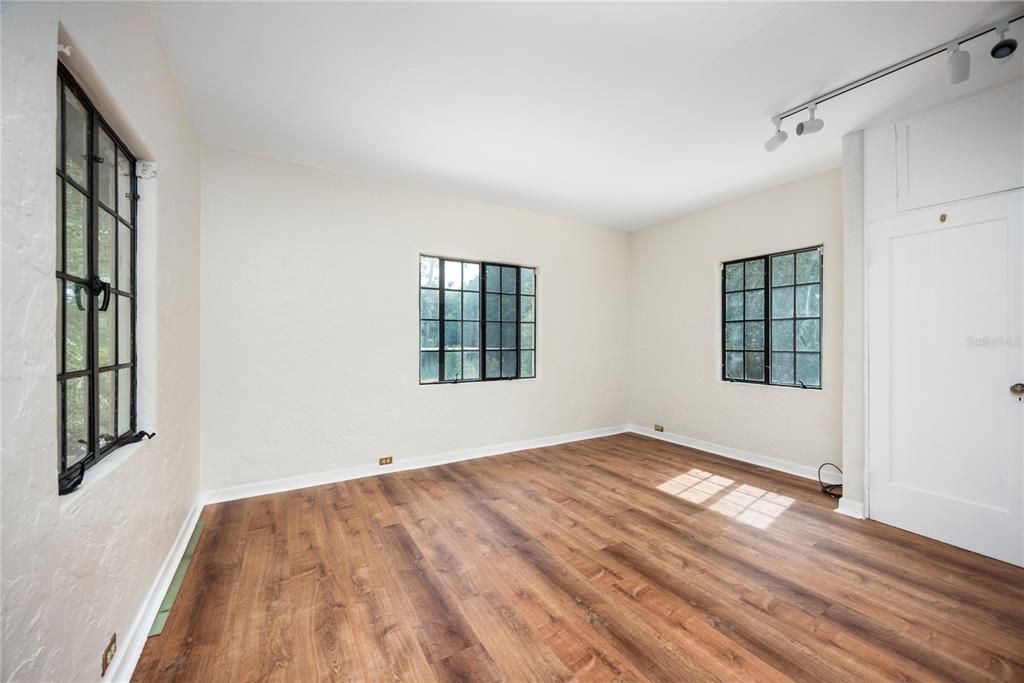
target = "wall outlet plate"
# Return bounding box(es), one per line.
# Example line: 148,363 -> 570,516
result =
101,633 -> 117,676
654,424 -> 665,432
379,456 -> 393,466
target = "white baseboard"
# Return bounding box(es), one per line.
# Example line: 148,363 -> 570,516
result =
625,424 -> 843,486
835,498 -> 865,519
108,501 -> 202,682
200,425 -> 630,505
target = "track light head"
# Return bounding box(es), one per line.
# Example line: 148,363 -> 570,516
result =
991,24 -> 1017,61
795,104 -> 823,136
946,43 -> 971,84
764,117 -> 788,152
797,118 -> 824,136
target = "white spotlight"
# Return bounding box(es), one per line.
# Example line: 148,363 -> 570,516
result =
764,117 -> 788,152
795,104 -> 823,136
946,43 -> 971,84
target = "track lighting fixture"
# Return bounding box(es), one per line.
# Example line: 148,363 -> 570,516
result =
765,10 -> 1021,152
764,117 -> 788,152
946,43 -> 970,84
795,104 -> 823,136
991,23 -> 1017,61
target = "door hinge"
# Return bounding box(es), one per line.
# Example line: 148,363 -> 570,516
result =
864,249 -> 872,269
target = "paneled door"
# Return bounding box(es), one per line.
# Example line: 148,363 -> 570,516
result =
867,190 -> 1023,566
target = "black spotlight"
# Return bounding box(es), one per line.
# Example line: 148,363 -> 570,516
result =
992,25 -> 1017,61
992,37 -> 1017,60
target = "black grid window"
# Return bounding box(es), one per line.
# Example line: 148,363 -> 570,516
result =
420,255 -> 536,383
722,246 -> 822,388
56,64 -> 138,494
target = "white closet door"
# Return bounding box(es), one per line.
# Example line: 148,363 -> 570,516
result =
868,190 -> 1023,566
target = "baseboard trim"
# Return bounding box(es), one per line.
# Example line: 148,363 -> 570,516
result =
200,425 -> 630,505
835,498 -> 866,519
625,424 -> 843,486
108,501 -> 203,682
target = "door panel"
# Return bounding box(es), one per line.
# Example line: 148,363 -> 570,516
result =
895,80 -> 1024,211
868,191 -> 1023,566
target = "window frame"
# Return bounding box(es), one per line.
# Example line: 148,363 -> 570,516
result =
721,245 -> 823,389
56,63 -> 138,493
418,254 -> 536,384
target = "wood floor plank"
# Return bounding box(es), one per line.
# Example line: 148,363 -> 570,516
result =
136,500 -> 249,682
321,481 -> 437,682
458,591 -> 575,682
377,521 -> 478,665
227,495 -> 293,682
135,434 -> 1024,682
284,487 -> 363,682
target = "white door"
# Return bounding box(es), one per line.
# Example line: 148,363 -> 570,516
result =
868,190 -> 1024,566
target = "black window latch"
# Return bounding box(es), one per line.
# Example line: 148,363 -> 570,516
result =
128,431 -> 156,444
57,432 -> 155,496
89,275 -> 111,311
58,461 -> 86,496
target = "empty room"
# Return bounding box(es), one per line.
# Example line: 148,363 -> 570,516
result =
3,1 -> 1024,681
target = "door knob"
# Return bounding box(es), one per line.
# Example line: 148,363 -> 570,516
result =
1011,383 -> 1024,396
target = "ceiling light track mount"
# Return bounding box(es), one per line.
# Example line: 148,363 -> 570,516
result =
764,10 -> 1023,151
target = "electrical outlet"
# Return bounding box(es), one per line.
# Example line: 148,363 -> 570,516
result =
101,633 -> 117,677
654,424 -> 665,432
379,456 -> 393,466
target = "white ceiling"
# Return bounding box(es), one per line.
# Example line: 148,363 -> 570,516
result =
151,2 -> 1024,229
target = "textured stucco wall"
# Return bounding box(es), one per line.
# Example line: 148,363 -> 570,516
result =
1,4 -> 200,681
199,146 -> 630,492
628,170 -> 844,470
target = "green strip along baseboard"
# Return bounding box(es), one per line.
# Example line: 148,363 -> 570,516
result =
148,519 -> 205,637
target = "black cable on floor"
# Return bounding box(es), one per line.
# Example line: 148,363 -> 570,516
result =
818,462 -> 843,499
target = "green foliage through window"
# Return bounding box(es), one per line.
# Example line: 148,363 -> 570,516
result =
722,247 -> 822,388
420,256 -> 536,383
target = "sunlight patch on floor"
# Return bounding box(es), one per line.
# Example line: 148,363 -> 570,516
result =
657,468 -> 734,504
658,469 -> 794,528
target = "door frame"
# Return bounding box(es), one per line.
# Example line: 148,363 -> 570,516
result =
862,231 -> 872,520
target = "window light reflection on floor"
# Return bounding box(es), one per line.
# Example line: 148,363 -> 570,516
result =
657,468 -> 795,529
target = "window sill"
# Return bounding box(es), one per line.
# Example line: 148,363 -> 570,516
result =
419,376 -> 539,386
721,378 -> 822,391
59,438 -> 154,515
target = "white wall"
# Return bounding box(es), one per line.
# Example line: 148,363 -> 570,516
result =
841,132 -> 866,509
628,170 -> 844,472
199,146 -> 629,492
1,3 -> 201,681
199,148 -> 843,494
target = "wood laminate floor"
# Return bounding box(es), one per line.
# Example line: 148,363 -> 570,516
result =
134,433 -> 1024,682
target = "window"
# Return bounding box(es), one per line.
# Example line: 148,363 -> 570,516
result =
419,255 -> 536,383
722,246 -> 822,388
56,64 -> 138,493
